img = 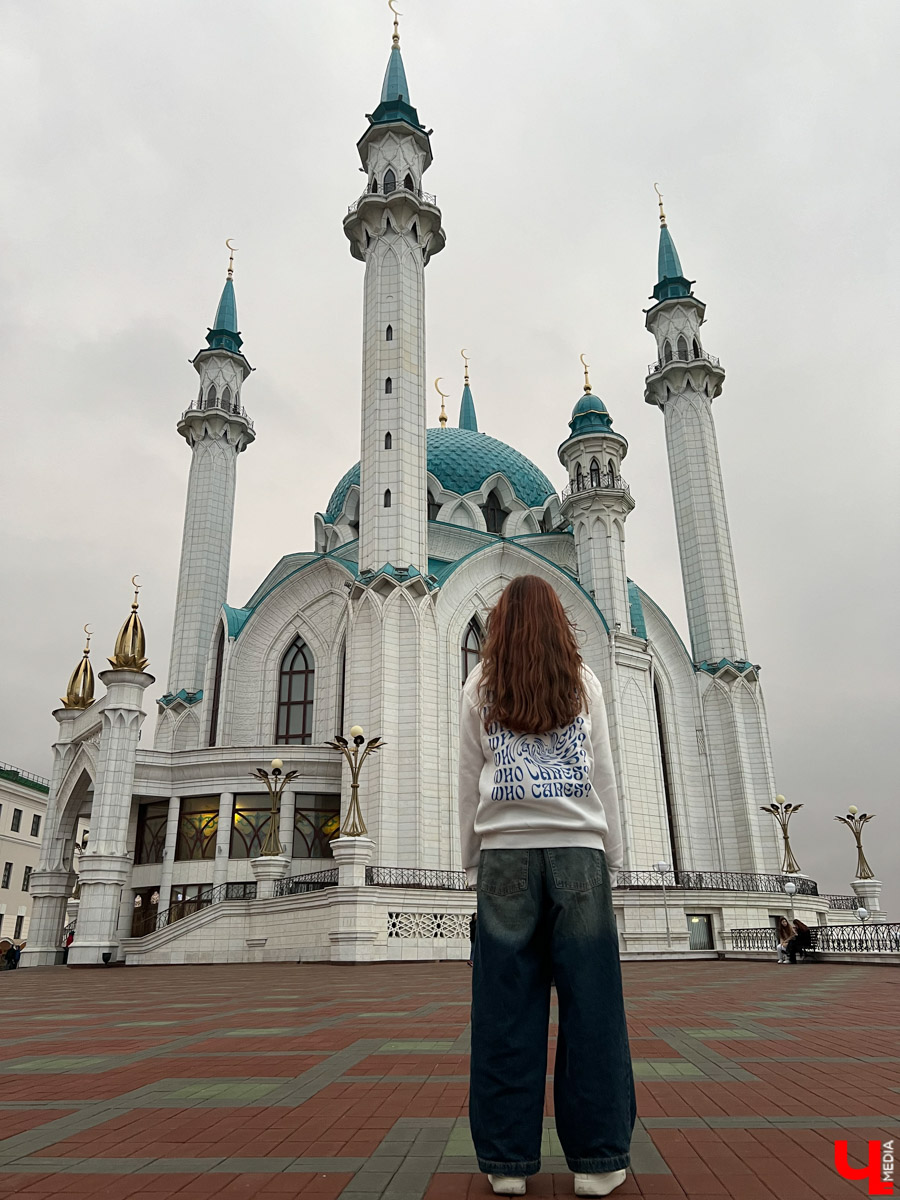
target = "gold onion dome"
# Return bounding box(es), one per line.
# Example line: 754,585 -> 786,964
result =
108,578 -> 149,671
62,627 -> 95,710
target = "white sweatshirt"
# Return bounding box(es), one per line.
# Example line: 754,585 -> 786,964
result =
457,661 -> 624,886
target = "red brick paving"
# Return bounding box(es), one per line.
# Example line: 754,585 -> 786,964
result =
0,961 -> 896,1198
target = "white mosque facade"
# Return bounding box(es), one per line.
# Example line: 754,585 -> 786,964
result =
24,26 -> 845,968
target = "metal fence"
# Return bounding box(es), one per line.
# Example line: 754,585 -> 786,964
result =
561,474 -> 631,502
154,881 -> 258,932
347,184 -> 438,214
616,870 -> 819,895
823,894 -> 858,911
731,924 -> 900,953
272,868 -> 339,897
647,350 -> 721,374
366,866 -> 470,890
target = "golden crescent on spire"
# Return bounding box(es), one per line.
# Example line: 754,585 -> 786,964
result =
653,182 -> 667,227
388,0 -> 401,45
83,623 -> 92,637
434,377 -> 448,426
580,353 -> 592,393
460,347 -> 470,385
131,574 -> 141,591
225,238 -> 237,279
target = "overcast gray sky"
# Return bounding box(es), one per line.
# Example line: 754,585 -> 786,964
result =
2,1 -> 897,911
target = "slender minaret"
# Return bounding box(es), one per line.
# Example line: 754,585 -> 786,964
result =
343,9 -> 445,575
164,247 -> 254,703
558,358 -> 634,631
643,191 -> 747,667
458,349 -> 478,431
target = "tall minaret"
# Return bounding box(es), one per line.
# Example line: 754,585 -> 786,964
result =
643,192 -> 747,667
343,9 -> 445,575
164,249 -> 254,705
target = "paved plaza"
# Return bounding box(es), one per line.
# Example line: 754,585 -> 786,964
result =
0,961 -> 896,1199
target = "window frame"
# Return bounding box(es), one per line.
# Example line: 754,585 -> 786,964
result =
275,637 -> 315,746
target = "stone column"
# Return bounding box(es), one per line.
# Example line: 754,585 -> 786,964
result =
851,878 -> 887,923
250,854 -> 290,899
279,791 -> 296,865
328,836 -> 378,963
156,796 -> 181,915
20,869 -> 77,967
212,792 -> 234,889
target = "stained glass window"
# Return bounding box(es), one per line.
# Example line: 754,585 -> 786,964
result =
276,638 -> 315,745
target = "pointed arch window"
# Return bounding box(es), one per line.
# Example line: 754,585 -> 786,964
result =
589,458 -> 601,488
276,638 -> 315,745
384,431 -> 392,449
221,385 -> 232,411
385,324 -> 393,341
607,458 -> 617,485
481,488 -> 508,535
403,172 -> 414,191
663,340 -> 673,364
575,464 -> 584,491
384,489 -> 392,507
411,221 -> 419,241
676,335 -> 689,361
383,168 -> 396,194
370,176 -> 379,193
384,376 -> 393,394
692,337 -> 701,359
206,384 -> 217,409
337,640 -> 346,737
461,617 -> 483,684
208,626 -> 225,747
427,492 -> 440,521
653,679 -> 680,873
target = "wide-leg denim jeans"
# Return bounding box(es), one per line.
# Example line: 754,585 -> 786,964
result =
469,847 -> 635,1177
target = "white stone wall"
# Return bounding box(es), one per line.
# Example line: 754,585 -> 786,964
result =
0,773 -> 48,941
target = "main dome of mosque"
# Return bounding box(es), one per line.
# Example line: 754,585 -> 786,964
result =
324,426 -> 557,522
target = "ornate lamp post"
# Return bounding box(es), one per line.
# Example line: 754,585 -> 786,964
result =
834,806 -> 875,880
653,861 -> 672,949
761,794 -> 803,874
855,906 -> 870,925
250,759 -> 299,856
324,726 -> 384,838
783,880 -> 797,923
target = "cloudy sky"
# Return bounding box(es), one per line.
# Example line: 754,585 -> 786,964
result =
2,1 -> 897,910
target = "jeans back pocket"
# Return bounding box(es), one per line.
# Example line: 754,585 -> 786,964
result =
479,849 -> 530,896
546,847 -> 605,892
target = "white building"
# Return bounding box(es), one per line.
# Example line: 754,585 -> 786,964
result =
0,763 -> 49,944
25,21 -> 865,969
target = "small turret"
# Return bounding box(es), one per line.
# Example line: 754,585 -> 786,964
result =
61,626 -> 95,709
108,578 -> 149,672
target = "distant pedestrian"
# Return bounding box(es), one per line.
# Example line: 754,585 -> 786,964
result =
787,919 -> 812,964
4,945 -> 17,970
458,575 -> 633,1197
774,917 -> 793,964
468,913 -> 477,966
63,930 -> 74,964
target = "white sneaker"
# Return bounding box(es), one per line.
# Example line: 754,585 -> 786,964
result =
488,1174 -> 527,1195
573,1169 -> 628,1196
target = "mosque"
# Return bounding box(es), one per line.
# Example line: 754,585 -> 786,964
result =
24,15 -> 835,968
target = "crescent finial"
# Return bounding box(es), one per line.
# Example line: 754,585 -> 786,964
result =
653,182 -> 667,227
388,0 -> 401,44
131,574 -> 141,590
82,623 -> 93,654
83,623 -> 92,637
225,238 -> 238,279
580,354 -> 592,394
434,377 -> 448,427
460,347 -> 470,385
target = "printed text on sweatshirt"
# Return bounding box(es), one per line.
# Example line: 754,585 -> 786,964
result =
457,662 -> 624,886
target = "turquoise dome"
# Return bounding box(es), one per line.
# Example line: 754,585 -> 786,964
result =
325,426 -> 556,522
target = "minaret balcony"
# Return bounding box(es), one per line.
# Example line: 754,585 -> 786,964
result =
561,473 -> 631,502
182,394 -> 254,431
347,180 -> 438,215
647,349 -> 720,375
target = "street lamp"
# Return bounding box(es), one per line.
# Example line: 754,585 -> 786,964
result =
324,726 -> 384,837
654,861 -> 672,949
856,906 -> 869,925
834,806 -> 876,880
784,880 -> 797,923
761,794 -> 803,874
249,759 -> 299,856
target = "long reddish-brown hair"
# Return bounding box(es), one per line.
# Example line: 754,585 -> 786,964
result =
478,575 -> 585,734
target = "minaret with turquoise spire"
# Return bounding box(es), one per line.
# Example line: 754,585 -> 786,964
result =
343,8 -> 445,574
643,190 -> 746,667
161,246 -> 255,730
458,350 -> 478,431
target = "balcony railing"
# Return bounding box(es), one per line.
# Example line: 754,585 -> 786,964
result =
824,894 -> 859,911
561,473 -> 631,502
731,924 -> 900,953
153,881 -> 258,933
272,868 -> 339,897
647,350 -> 721,375
347,182 -> 438,215
183,395 -> 254,430
616,870 -> 819,895
366,866 -> 470,890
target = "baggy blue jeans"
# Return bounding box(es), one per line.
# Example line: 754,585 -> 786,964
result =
469,847 -> 635,1177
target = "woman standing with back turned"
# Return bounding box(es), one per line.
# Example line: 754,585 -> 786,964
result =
458,575 -> 635,1197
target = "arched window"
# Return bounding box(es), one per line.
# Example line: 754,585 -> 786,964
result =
461,617 -> 483,683
608,458 -> 617,484
589,458 -> 601,488
208,627 -> 225,748
370,176 -> 378,193
384,489 -> 392,507
481,488 -> 508,535
692,337 -> 701,359
427,493 -> 440,521
575,464 -> 584,490
221,386 -> 232,411
383,168 -> 396,194
337,640 -> 346,736
385,324 -> 393,341
404,172 -> 414,191
276,638 -> 315,745
676,335 -> 689,361
653,679 -> 680,873
384,431 -> 392,449
411,221 -> 419,241
663,340 -> 673,364
384,377 -> 393,394
206,384 -> 217,409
